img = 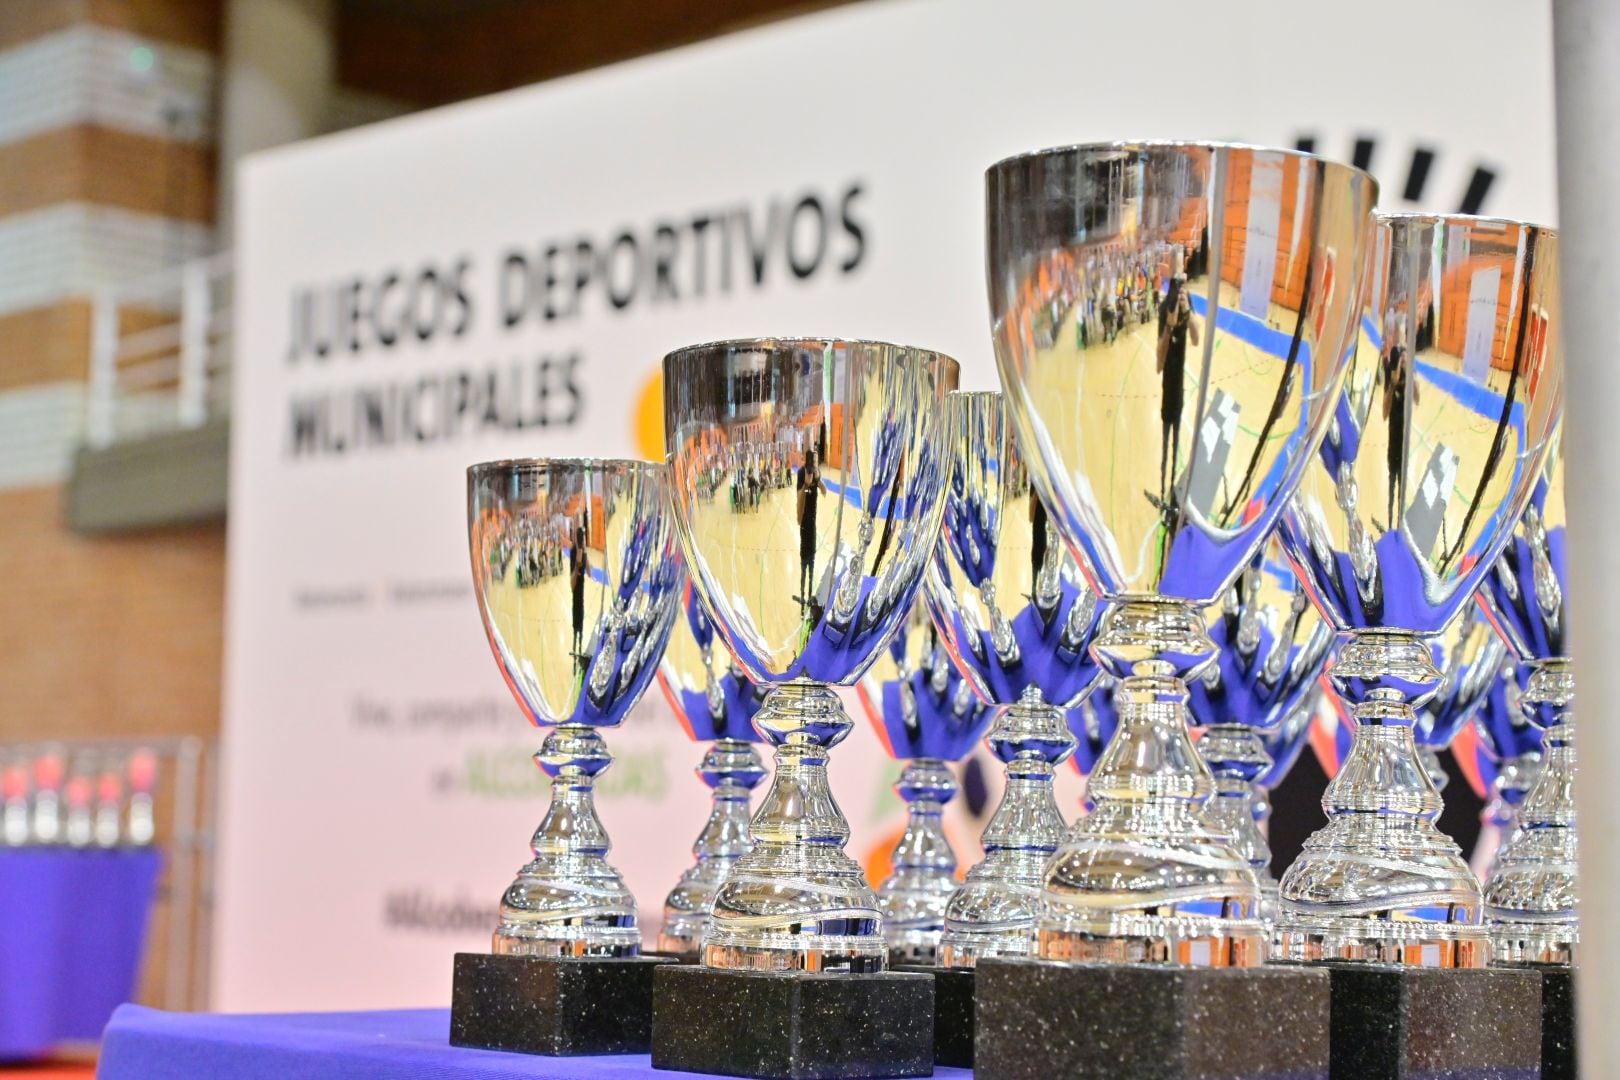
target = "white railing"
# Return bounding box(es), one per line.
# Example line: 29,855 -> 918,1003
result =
86,253 -> 233,449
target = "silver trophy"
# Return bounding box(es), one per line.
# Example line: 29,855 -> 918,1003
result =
655,576 -> 769,957
1480,437 -> 1576,964
1188,542 -> 1333,921
922,389 -> 1104,966
663,337 -> 957,971
856,600 -> 993,964
988,141 -> 1376,964
467,458 -> 680,956
1276,214 -> 1564,966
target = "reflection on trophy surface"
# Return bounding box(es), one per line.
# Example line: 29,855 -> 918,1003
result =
923,390 -> 1104,967
1472,661 -> 1541,877
856,600 -> 993,965
663,337 -> 957,971
466,458 -> 680,956
1188,542 -> 1332,923
1415,604 -> 1507,793
987,141 -> 1376,965
654,576 -> 769,957
1480,437 -> 1577,965
1276,214 -> 1564,967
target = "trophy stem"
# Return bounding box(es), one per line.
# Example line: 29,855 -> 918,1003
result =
659,739 -> 767,956
878,757 -> 959,965
1484,752 -> 1543,869
1275,630 -> 1487,966
495,724 -> 640,958
1487,658 -> 1578,965
1418,746 -> 1450,792
701,682 -> 885,972
1041,598 -> 1264,966
939,696 -> 1075,967
1197,723 -> 1276,917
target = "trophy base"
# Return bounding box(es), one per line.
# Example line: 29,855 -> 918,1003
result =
449,952 -> 672,1055
650,964 -> 934,1079
1274,916 -> 1491,967
975,957 -> 1329,1080
1532,963 -> 1577,1080
1318,961 -> 1542,1079
642,949 -> 701,964
894,965 -> 975,1068
1039,920 -> 1268,967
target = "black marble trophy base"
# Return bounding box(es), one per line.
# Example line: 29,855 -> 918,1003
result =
1323,962 -> 1542,1079
894,965 -> 974,1067
449,952 -> 672,1056
975,958 -> 1331,1080
650,965 -> 934,1079
1535,964 -> 1576,1080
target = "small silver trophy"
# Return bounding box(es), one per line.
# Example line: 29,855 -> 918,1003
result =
923,389 -> 1103,966
856,600 -> 992,965
987,141 -> 1376,964
1276,214 -> 1564,967
466,458 -> 680,957
1480,438 -> 1577,964
654,575 -> 769,957
662,337 -> 958,972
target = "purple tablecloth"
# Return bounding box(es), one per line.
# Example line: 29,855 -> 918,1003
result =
98,1006 -> 977,1080
0,848 -> 161,1061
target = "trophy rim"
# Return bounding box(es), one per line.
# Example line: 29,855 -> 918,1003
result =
662,336 -> 960,381
1375,210 -> 1558,237
985,138 -> 1377,192
466,456 -> 665,480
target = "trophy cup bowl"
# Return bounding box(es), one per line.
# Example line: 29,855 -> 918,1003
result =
457,457 -> 680,1056
856,600 -> 993,965
662,336 -> 958,972
1276,214 -> 1563,968
1189,541 -> 1333,921
654,573 -> 769,957
987,141 -> 1376,964
1479,437 -> 1577,965
922,389 -> 1103,968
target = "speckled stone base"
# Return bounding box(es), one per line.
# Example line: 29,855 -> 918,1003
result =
975,959 -> 1330,1080
650,965 -> 934,1078
1536,965 -> 1576,1080
1323,963 -> 1541,1079
894,965 -> 973,1067
449,952 -> 672,1056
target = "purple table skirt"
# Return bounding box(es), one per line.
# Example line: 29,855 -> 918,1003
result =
0,848 -> 161,1061
98,1006 -> 976,1080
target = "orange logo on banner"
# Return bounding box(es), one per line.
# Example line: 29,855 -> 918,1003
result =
633,368 -> 664,460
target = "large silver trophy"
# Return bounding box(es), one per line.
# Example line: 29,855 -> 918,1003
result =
466,458 -> 680,956
923,389 -> 1102,965
987,142 -> 1376,964
1188,542 -> 1333,920
1480,438 -> 1577,964
662,337 -> 957,972
1276,214 -> 1563,966
655,577 -> 769,956
856,600 -> 993,965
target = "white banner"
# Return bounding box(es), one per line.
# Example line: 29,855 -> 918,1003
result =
218,0 -> 1555,1009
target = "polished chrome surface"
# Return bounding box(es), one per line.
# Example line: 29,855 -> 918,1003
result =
663,337 -> 958,971
1190,543 -> 1332,918
922,389 -> 1105,965
655,582 -> 769,955
468,458 -> 679,956
856,600 -> 991,964
989,141 -> 1375,965
1417,606 -> 1508,754
1480,441 -> 1577,964
1277,214 -> 1564,966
